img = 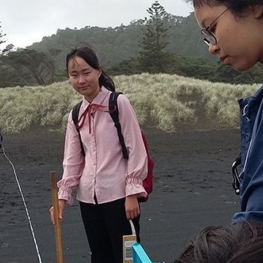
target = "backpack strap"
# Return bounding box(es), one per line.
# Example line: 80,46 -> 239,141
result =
109,92 -> 129,160
72,101 -> 85,156
72,93 -> 129,159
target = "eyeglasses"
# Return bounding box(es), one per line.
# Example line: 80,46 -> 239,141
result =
201,7 -> 229,46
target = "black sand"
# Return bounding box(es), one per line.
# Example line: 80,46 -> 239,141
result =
0,127 -> 241,262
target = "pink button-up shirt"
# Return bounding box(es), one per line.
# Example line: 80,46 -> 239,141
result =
58,87 -> 147,205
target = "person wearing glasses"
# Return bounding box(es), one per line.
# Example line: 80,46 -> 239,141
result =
188,0 -> 263,223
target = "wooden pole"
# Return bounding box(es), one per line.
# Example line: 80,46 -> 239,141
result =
50,171 -> 64,263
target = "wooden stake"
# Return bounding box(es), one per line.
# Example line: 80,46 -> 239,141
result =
50,171 -> 64,263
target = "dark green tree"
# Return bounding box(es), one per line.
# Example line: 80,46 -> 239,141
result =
138,1 -> 172,73
0,22 -> 7,54
0,22 -> 6,44
0,48 -> 62,87
108,58 -> 141,76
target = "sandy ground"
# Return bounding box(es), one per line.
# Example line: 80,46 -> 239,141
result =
0,126 -> 241,263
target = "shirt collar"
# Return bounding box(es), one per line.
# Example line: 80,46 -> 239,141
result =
82,86 -> 110,107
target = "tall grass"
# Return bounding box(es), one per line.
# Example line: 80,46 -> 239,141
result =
0,73 -> 260,134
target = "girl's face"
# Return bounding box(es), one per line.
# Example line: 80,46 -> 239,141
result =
195,4 -> 263,71
68,56 -> 101,102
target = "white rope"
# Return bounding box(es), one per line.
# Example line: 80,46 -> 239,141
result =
129,219 -> 136,235
1,147 -> 43,263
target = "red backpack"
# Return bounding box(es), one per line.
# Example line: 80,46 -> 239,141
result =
72,92 -> 154,202
139,132 -> 154,201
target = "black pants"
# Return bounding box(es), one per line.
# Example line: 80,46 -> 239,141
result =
79,198 -> 140,263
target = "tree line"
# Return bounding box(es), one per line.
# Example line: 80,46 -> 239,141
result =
0,1 -> 262,88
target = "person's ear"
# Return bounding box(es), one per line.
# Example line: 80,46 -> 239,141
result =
252,5 -> 263,19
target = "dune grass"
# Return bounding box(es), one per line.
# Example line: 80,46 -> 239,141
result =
0,73 -> 260,134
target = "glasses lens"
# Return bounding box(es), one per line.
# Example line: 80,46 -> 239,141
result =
201,29 -> 216,45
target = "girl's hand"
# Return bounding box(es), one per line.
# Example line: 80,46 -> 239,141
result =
49,199 -> 66,224
125,195 -> 140,220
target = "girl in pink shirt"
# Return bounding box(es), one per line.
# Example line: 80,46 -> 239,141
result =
50,45 -> 147,263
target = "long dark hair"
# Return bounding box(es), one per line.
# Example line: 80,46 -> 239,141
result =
174,221 -> 263,263
66,44 -> 116,91
192,0 -> 263,15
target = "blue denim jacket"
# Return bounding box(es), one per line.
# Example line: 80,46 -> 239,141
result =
232,85 -> 263,223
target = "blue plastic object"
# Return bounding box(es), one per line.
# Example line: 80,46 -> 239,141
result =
132,242 -> 152,263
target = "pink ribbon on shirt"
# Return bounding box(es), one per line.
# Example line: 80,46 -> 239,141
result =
76,104 -> 107,133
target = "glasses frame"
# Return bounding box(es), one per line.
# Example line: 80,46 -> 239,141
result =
201,7 -> 229,46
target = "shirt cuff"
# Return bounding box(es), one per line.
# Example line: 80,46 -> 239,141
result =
125,177 -> 147,199
57,181 -> 74,205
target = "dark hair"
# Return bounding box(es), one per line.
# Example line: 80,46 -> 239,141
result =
66,44 -> 115,91
174,221 -> 263,263
192,0 -> 263,15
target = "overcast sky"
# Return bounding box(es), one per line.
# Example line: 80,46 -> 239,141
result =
0,0 -> 193,49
